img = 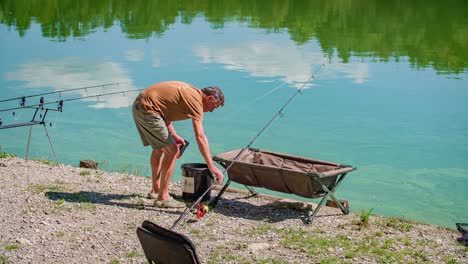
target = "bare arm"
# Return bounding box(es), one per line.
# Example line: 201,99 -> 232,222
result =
192,119 -> 224,182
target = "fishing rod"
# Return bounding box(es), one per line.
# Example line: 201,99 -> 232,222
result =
171,62 -> 327,230
0,81 -> 130,103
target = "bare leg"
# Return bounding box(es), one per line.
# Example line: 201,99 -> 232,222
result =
157,143 -> 179,201
150,149 -> 163,194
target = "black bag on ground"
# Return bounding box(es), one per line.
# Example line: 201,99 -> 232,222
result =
137,220 -> 201,264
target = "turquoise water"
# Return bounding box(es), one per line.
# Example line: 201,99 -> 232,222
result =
1,1 -> 467,228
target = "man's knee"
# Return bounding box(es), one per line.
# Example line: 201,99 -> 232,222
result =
150,149 -> 163,164
162,143 -> 178,157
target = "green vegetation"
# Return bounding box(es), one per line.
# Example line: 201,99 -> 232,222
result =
125,251 -> 142,258
190,229 -> 201,235
31,158 -> 57,166
246,222 -> 454,263
358,209 -> 373,230
1,256 -> 9,264
118,164 -> 142,176
382,217 -> 414,232
4,243 -> 19,250
108,259 -> 120,264
0,152 -> 14,158
135,197 -> 145,208
79,170 -> 91,176
208,247 -> 251,264
257,258 -> 288,264
446,258 -> 461,264
28,183 -> 62,194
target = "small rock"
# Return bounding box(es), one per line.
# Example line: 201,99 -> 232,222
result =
16,238 -> 32,246
247,242 -> 271,252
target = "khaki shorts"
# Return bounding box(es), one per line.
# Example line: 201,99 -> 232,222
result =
132,98 -> 175,150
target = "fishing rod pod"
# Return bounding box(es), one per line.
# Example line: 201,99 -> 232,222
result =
0,82 -> 140,129
0,81 -> 137,165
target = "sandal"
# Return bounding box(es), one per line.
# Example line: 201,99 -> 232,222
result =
147,192 -> 158,199
154,197 -> 186,208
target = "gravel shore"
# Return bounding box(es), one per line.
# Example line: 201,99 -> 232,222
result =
0,156 -> 466,263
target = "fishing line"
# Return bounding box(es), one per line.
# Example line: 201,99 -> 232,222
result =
181,68 -> 320,148
0,88 -> 142,113
0,81 -> 130,103
171,61 -> 328,230
253,80 -> 290,102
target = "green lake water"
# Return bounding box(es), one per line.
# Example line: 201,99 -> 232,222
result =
1,0 -> 467,228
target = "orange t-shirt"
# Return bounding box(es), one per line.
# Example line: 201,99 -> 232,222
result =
139,81 -> 203,122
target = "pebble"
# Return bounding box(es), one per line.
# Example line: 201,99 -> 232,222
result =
16,238 -> 32,246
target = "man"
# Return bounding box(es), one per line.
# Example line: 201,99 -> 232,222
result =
132,81 -> 224,208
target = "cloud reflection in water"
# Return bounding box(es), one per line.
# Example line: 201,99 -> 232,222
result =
6,57 -> 138,109
193,41 -> 369,87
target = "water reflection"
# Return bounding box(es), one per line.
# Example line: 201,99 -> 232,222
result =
1,0 -> 467,74
5,57 -> 137,108
193,42 -> 370,87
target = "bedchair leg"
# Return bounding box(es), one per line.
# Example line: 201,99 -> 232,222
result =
210,180 -> 258,208
210,179 -> 232,207
305,194 -> 329,224
306,173 -> 350,224
245,186 -> 258,196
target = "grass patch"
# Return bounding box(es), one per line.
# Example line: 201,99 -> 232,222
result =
1,256 -> 9,264
190,229 -> 201,235
118,164 -> 142,176
108,259 -> 120,264
31,158 -> 57,166
445,257 -> 460,264
53,179 -> 66,185
234,243 -> 248,250
78,203 -> 97,211
281,229 -> 351,256
137,198 -> 145,205
125,251 -> 142,258
319,257 -> 341,264
417,238 -> 440,249
4,243 -> 19,250
28,184 -> 62,194
249,224 -> 280,236
358,209 -> 373,230
127,223 -> 137,230
383,217 -> 414,232
55,199 -> 65,206
250,223 -> 438,263
345,250 -> 356,259
209,250 -> 250,264
257,257 -> 288,264
0,152 -> 14,158
79,170 -> 91,176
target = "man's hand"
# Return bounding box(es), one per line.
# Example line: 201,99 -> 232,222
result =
174,136 -> 187,159
173,134 -> 185,146
209,166 -> 224,184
